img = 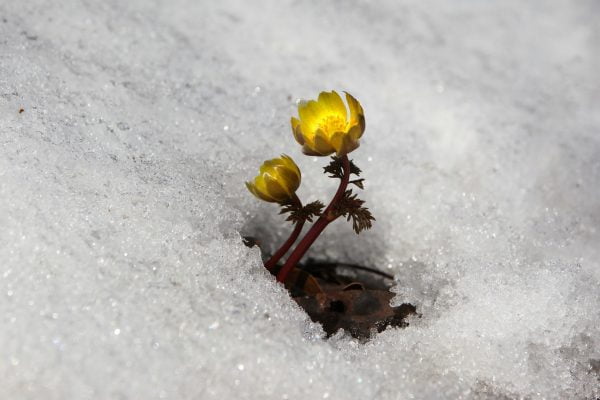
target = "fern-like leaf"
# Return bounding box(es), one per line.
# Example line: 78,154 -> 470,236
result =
334,190 -> 375,234
323,156 -> 362,179
280,200 -> 325,224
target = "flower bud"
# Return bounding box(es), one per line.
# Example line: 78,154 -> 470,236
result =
246,155 -> 301,203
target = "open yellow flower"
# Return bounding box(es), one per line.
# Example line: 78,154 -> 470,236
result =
246,155 -> 301,203
291,90 -> 365,157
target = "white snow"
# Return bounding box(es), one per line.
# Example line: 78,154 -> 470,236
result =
1,0 -> 599,399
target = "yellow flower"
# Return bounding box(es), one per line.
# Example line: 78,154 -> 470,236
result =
246,155 -> 301,203
291,90 -> 365,157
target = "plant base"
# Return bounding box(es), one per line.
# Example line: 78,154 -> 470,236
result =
274,260 -> 418,341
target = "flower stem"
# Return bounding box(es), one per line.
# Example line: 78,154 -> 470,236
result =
277,155 -> 350,283
264,195 -> 304,271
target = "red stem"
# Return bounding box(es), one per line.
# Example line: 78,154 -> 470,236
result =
263,194 -> 304,271
264,222 -> 304,271
277,155 -> 350,283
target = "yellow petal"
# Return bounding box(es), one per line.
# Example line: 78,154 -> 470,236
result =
291,117 -> 305,145
298,100 -> 324,132
330,127 -> 361,156
300,130 -> 318,153
329,131 -> 346,153
263,174 -> 288,201
347,123 -> 363,141
302,144 -> 323,156
259,159 -> 278,175
275,166 -> 299,193
336,135 -> 360,157
275,168 -> 295,191
317,91 -> 347,121
280,155 -> 301,183
245,181 -> 259,198
345,92 -> 365,134
255,176 -> 278,202
313,129 -> 335,155
247,180 -> 276,202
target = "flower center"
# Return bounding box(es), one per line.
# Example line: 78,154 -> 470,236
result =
318,115 -> 347,136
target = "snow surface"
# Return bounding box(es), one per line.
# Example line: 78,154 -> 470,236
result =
1,0 -> 599,398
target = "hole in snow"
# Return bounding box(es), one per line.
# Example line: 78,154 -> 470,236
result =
244,233 -> 418,342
